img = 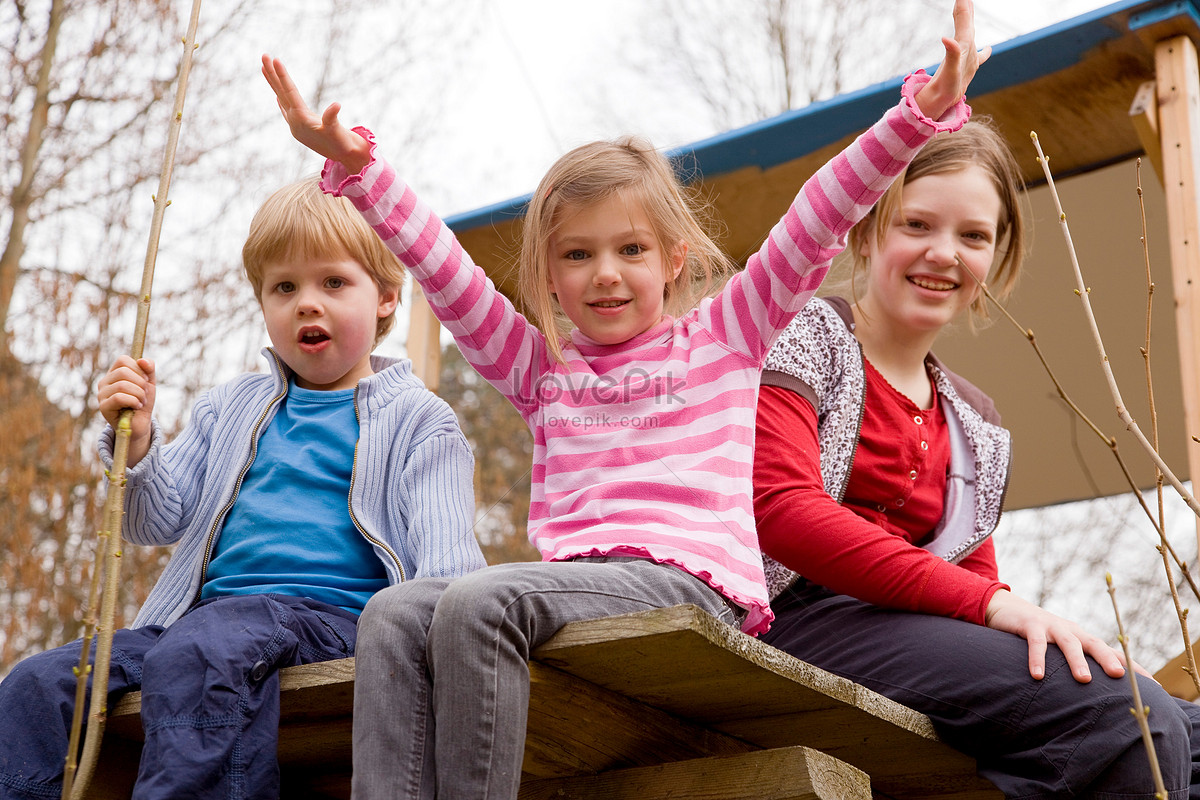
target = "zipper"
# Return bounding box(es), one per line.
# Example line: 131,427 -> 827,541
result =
348,384 -> 406,582
836,342 -> 868,505
191,349 -> 290,606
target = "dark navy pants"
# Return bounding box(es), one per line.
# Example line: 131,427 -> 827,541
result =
762,581 -> 1200,799
0,594 -> 358,800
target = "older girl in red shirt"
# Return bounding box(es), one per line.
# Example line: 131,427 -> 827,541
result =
754,118 -> 1200,798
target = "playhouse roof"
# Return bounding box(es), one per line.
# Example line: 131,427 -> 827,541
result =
443,0 -> 1200,511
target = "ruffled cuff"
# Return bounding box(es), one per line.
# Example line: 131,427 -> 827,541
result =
320,126 -> 378,196
900,69 -> 971,133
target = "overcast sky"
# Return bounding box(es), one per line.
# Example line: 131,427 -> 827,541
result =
430,0 -> 1115,212
251,0 -> 1115,218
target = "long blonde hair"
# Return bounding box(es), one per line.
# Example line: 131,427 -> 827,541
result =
518,137 -> 735,362
846,116 -> 1027,327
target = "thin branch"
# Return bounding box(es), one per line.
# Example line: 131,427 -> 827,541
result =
960,260 -> 1200,605
65,3 -> 203,796
1107,573 -> 1168,799
1031,131 -> 1200,523
1135,157 -> 1200,696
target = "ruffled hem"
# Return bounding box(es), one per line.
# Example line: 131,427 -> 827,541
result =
552,544 -> 774,636
320,125 -> 379,195
900,69 -> 971,133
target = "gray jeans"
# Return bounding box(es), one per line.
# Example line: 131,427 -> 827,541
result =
349,557 -> 736,800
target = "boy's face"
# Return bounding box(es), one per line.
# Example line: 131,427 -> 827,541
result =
259,255 -> 398,391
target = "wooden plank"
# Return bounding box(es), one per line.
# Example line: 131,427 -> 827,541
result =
1154,639 -> 1200,701
107,656 -> 357,742
523,661 -> 754,779
519,745 -> 870,800
1156,35 -> 1200,546
535,605 -> 1000,800
1131,79 -> 1165,183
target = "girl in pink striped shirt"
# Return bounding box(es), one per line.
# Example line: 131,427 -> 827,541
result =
264,3 -> 985,797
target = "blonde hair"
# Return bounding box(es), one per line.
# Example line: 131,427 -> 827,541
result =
518,137 -> 736,362
242,178 -> 405,346
846,116 -> 1027,328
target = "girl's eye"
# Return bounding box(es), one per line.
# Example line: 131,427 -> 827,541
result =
564,250 -> 588,261
963,231 -> 993,244
620,243 -> 645,257
904,219 -> 928,231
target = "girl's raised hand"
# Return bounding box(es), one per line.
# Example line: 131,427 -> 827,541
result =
915,0 -> 991,121
261,55 -> 371,174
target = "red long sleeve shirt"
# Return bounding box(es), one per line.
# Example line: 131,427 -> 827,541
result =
753,363 -> 1005,625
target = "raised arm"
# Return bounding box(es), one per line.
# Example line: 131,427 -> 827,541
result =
915,0 -> 990,121
261,55 -> 371,174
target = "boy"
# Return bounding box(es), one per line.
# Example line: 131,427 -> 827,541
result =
0,179 -> 484,800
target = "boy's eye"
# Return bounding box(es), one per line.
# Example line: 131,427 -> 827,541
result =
275,281 -> 295,294
326,277 -> 345,289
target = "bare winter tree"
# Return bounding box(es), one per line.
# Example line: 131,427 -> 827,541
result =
0,0 -> 484,676
437,344 -> 539,565
639,0 -> 943,131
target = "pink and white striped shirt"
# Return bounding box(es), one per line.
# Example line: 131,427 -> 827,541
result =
323,72 -> 968,634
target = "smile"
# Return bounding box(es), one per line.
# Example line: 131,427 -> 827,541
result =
589,299 -> 630,308
908,276 -> 957,292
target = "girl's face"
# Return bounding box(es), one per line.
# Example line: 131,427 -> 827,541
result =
546,191 -> 685,346
858,165 -> 1001,338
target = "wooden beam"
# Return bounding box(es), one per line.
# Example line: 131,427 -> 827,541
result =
536,605 -> 999,800
522,662 -> 754,780
519,746 -> 870,800
1153,639 -> 1200,701
1155,35 -> 1200,547
407,283 -> 442,392
1131,80 -> 1165,184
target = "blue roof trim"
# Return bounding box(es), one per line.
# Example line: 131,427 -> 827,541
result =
1129,0 -> 1200,30
448,0 -> 1194,235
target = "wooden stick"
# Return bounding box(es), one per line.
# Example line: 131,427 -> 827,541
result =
63,3 -> 203,797
1107,574 -> 1168,799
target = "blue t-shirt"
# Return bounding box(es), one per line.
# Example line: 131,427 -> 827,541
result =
201,381 -> 388,613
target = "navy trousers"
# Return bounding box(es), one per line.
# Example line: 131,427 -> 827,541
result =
0,594 -> 358,800
762,581 -> 1200,799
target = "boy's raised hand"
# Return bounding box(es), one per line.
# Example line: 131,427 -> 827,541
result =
97,355 -> 156,466
262,55 -> 372,174
915,0 -> 991,121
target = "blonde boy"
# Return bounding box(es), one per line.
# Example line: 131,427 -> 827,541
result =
0,179 -> 483,800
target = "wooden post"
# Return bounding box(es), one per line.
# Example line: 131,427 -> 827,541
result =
1155,36 -> 1200,548
407,283 -> 442,393
1130,80 -> 1165,184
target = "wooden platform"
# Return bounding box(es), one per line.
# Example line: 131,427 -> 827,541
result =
94,604 -> 1000,800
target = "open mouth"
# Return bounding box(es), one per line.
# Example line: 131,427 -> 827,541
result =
299,329 -> 331,345
908,276 -> 957,292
